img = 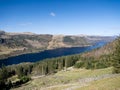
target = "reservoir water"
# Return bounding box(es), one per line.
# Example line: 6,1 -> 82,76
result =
0,41 -> 107,67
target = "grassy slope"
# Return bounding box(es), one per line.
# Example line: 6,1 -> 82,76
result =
11,67 -> 120,90
77,75 -> 120,90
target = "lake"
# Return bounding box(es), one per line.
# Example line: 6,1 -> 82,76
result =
0,41 -> 107,67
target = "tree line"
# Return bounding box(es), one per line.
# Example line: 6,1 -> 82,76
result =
0,36 -> 120,89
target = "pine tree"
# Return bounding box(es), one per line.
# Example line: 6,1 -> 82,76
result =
112,37 -> 120,73
0,65 -> 9,89
16,66 -> 24,78
0,65 -> 8,81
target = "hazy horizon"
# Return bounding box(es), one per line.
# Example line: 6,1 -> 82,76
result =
0,30 -> 117,36
0,0 -> 120,36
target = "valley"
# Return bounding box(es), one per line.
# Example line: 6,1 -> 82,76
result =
0,38 -> 120,90
0,31 -> 114,60
1,0 -> 120,89
0,41 -> 107,66
0,31 -> 119,90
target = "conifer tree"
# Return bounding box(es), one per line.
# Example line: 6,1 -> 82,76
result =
112,37 -> 120,73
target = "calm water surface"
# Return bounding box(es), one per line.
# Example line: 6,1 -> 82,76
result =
0,41 -> 107,66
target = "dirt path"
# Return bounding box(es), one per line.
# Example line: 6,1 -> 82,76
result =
31,75 -> 45,79
41,74 -> 120,90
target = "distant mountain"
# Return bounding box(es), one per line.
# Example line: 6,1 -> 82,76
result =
0,31 -> 115,59
0,30 -> 5,35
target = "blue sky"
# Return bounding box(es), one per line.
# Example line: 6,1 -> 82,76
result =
0,0 -> 120,36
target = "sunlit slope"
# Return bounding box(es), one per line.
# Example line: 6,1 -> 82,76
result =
12,67 -> 120,90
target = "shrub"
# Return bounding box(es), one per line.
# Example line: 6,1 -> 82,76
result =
20,76 -> 31,83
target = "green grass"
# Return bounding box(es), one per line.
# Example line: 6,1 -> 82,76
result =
76,75 -> 120,90
55,67 -> 112,80
12,67 -> 119,90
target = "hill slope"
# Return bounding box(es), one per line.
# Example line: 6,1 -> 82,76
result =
11,67 -> 120,90
0,31 -> 115,59
81,38 -> 116,58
